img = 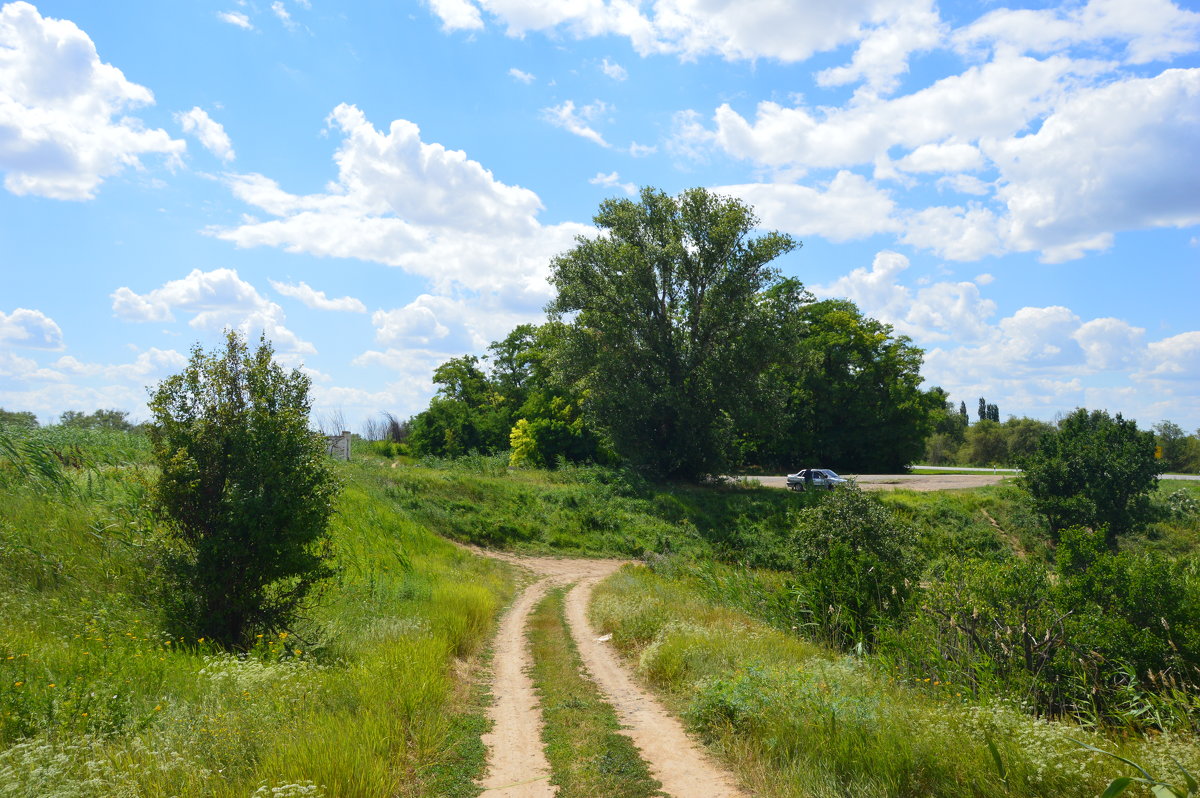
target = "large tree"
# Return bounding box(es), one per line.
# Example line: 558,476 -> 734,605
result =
548,187 -> 797,479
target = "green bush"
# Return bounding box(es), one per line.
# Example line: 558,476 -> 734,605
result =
787,486 -> 921,651
148,332 -> 339,648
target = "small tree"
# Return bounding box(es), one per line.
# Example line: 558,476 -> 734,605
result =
1021,408 -> 1159,549
149,332 -> 338,647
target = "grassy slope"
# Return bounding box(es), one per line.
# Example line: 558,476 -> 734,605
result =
591,564 -> 1200,797
0,436 -> 516,797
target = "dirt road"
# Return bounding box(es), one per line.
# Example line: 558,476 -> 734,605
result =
477,552 -> 747,798
748,473 -> 1007,492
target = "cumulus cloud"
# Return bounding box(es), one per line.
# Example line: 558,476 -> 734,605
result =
211,104 -> 591,308
175,107 -> 235,162
52,347 -> 187,382
424,0 -> 943,67
111,268 -> 315,354
269,280 -> 367,313
427,0 -> 484,31
270,1 -> 296,29
508,67 -> 535,84
717,171 -> 901,242
542,100 -> 611,148
815,1 -> 944,96
0,308 -> 64,350
955,0 -> 1200,64
590,171 -> 636,195
0,2 -> 184,199
985,68 -> 1200,262
814,251 -> 997,342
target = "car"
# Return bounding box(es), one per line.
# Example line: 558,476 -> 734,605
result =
786,468 -> 848,491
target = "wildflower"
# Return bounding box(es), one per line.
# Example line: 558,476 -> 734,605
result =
48,683 -> 56,688
198,638 -> 205,643
154,705 -> 162,711
13,682 -> 23,687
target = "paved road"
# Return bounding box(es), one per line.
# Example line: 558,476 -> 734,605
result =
746,472 -> 1200,491
746,473 -> 1008,491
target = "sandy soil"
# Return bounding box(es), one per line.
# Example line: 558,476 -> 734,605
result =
476,551 -> 747,798
748,473 -> 1006,492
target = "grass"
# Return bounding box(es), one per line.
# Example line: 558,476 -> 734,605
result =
527,587 -> 664,798
0,429 -> 518,796
591,563 -> 1200,798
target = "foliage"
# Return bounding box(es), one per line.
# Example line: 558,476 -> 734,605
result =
591,564 -> 1200,798
888,532 -> 1200,728
407,355 -> 511,458
148,332 -> 339,648
1021,408 -> 1160,547
787,486 -> 921,649
0,408 -> 38,429
923,416 -> 1054,468
1155,421 -> 1200,474
58,409 -> 135,432
548,186 -> 797,479
744,298 -> 940,473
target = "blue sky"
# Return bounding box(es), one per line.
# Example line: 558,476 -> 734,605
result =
1,0 -> 1198,433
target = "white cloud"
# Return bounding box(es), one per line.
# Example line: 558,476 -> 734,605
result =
899,204 -> 1004,261
628,141 -> 657,157
508,67 -> 535,84
217,10 -> 254,30
0,307 -> 64,350
53,348 -> 187,382
542,100 -> 610,148
1073,318 -> 1146,371
269,280 -> 367,313
936,174 -> 991,196
175,107 -> 235,162
985,68 -> 1200,262
814,250 -> 997,342
699,51 -> 1093,170
426,0 -> 943,66
955,0 -> 1200,65
974,273 -> 994,285
211,104 -> 591,322
590,171 -> 636,195
1141,331 -> 1200,381
428,0 -> 484,31
895,141 -> 983,174
0,350 -> 64,381
717,171 -> 901,242
0,2 -> 184,200
815,1 -> 943,96
600,57 -> 627,80
111,268 -> 315,354
271,1 -> 296,30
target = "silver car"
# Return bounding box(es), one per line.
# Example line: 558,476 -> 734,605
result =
786,468 -> 848,491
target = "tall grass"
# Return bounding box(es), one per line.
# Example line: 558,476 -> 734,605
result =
0,433 -> 516,796
591,564 -> 1200,797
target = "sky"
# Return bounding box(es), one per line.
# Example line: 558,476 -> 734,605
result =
1,0 -> 1198,434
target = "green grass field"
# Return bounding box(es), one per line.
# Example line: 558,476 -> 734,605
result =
0,428 -> 516,797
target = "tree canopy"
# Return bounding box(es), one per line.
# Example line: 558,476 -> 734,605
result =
1021,407 -> 1160,548
548,186 -> 797,479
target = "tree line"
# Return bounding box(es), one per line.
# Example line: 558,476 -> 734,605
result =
403,187 -> 940,479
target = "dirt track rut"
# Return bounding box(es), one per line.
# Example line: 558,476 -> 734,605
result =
477,552 -> 748,798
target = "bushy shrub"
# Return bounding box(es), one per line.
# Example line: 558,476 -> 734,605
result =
892,531 -> 1200,728
148,332 -> 338,648
787,486 -> 921,650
